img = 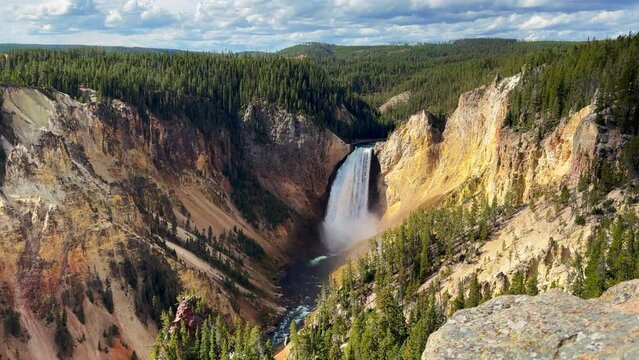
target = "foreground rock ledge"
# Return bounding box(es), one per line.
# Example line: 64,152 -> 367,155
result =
423,280 -> 639,360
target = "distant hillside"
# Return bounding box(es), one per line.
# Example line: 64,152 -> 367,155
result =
280,39 -> 579,127
277,43 -> 337,59
0,43 -> 181,54
0,48 -> 385,142
0,39 -> 584,131
277,39 -> 576,61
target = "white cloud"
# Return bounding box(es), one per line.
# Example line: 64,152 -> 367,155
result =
104,0 -> 178,30
516,0 -> 553,8
519,14 -> 567,30
10,0 -> 103,34
1,0 -> 638,50
17,0 -> 97,19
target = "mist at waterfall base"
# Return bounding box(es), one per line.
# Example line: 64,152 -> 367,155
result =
322,146 -> 380,251
270,146 -> 380,347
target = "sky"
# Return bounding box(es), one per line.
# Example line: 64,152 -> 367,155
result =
1,0 -> 638,52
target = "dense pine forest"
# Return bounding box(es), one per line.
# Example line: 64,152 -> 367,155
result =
281,36 -> 638,133
507,35 -> 639,135
3,37 -> 635,141
0,50 -> 385,142
151,295 -> 272,360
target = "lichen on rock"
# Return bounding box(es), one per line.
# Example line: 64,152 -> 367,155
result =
423,280 -> 639,360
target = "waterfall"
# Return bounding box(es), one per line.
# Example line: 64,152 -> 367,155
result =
322,146 -> 379,251
270,146 -> 380,346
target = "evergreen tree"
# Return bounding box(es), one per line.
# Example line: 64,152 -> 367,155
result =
583,231 -> 608,298
558,185 -> 571,206
419,225 -> 432,280
208,319 -> 220,360
508,271 -> 526,295
54,310 -> 74,357
465,274 -> 481,308
3,309 -> 21,337
377,286 -> 407,345
451,282 -> 466,314
526,274 -> 539,296
199,322 -> 211,360
102,279 -> 114,313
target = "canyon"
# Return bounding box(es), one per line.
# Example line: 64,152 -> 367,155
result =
0,65 -> 636,359
281,71 -> 636,359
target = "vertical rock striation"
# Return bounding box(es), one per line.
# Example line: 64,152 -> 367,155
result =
375,75 -> 600,225
240,101 -> 350,220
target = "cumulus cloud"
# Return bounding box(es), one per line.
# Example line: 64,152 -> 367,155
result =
18,0 -> 97,19
105,0 -> 178,31
13,0 -> 103,33
7,0 -> 178,35
1,0 -> 638,50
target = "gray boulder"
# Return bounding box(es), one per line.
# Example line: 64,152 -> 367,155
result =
423,280 -> 639,359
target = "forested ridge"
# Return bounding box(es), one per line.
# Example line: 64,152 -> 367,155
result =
279,38 -> 577,125
0,43 -> 181,54
0,49 -> 387,142
3,36 -> 635,141
507,34 -> 639,135
279,36 -> 638,133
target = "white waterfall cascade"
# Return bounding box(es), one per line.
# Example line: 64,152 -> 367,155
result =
322,146 -> 380,251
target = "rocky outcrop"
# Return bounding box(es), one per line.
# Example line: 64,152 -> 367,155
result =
240,101 -> 350,219
375,75 -> 600,224
374,110 -> 442,216
379,91 -> 412,113
423,280 -> 639,359
171,296 -> 203,332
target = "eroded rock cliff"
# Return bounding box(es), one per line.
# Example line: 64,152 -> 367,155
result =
376,75 -> 600,224
375,74 -> 628,308
240,101 -> 349,219
0,85 -> 348,359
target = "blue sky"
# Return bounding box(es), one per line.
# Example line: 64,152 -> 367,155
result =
1,0 -> 638,51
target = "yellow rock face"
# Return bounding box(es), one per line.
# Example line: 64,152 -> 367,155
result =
370,75 -> 612,307
376,75 -> 598,226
